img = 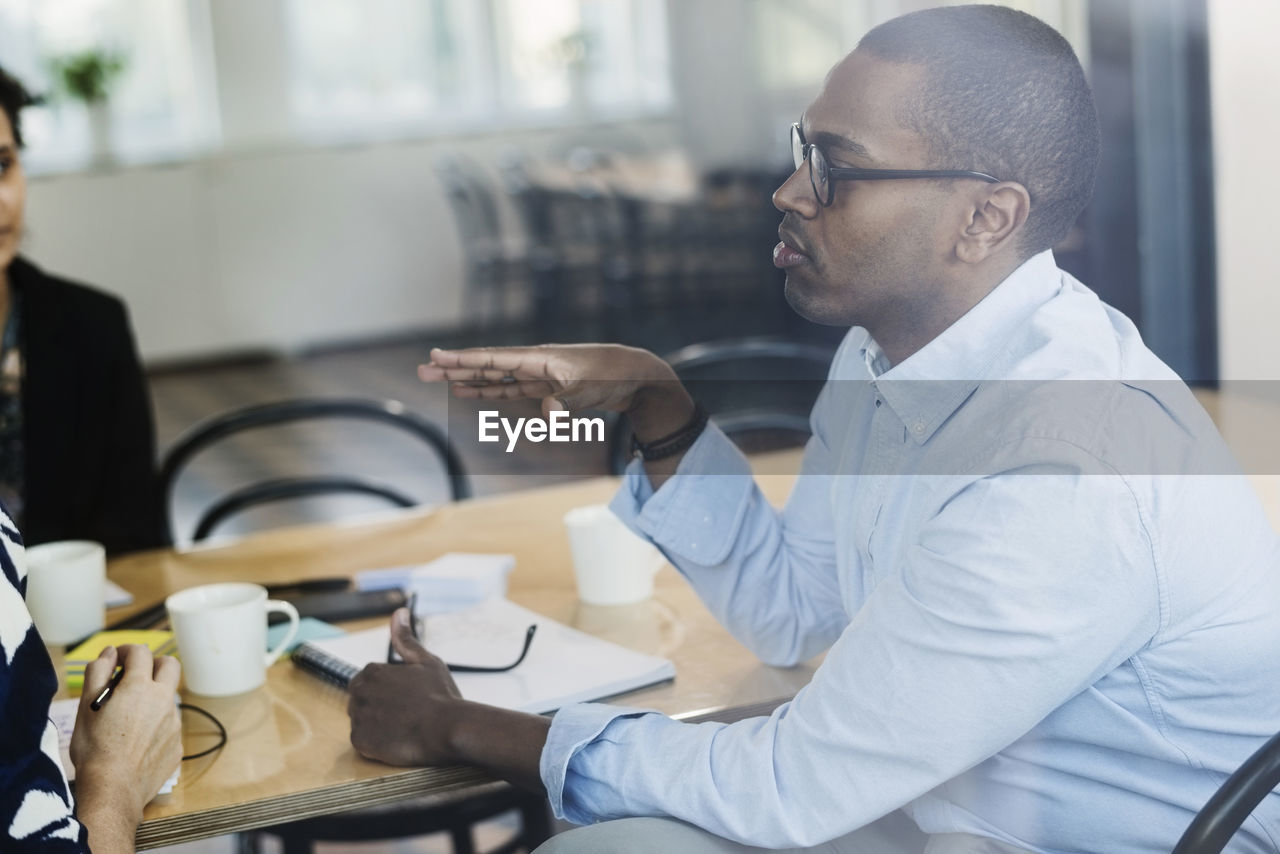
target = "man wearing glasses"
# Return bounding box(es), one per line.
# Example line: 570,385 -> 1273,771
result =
349,6 -> 1280,853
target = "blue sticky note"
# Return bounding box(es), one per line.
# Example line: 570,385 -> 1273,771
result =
269,617 -> 344,655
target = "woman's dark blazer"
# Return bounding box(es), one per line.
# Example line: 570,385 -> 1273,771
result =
9,255 -> 167,555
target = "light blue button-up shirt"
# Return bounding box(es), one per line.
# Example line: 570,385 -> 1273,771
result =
538,251 -> 1280,853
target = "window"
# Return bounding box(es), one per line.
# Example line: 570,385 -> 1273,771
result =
0,0 -> 219,173
492,0 -> 670,115
284,0 -> 495,135
0,0 -> 673,171
755,0 -> 1090,93
284,0 -> 672,139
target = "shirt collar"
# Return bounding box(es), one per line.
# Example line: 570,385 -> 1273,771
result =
863,250 -> 1062,445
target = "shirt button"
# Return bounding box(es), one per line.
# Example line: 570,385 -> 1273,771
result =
875,398 -> 882,407
912,422 -> 925,435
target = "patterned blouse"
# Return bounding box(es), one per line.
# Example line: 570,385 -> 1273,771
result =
0,508 -> 90,851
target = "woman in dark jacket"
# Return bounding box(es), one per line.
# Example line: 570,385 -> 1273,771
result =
0,68 -> 165,556
0,66 -> 183,854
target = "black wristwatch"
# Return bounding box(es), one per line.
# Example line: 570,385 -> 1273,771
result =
630,402 -> 709,461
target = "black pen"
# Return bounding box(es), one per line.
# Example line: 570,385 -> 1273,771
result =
386,592 -> 420,663
89,667 -> 124,711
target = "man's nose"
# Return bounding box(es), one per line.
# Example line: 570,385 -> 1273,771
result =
772,166 -> 819,219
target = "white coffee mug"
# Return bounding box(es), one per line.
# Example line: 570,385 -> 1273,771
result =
25,540 -> 106,645
564,504 -> 665,605
166,582 -> 300,697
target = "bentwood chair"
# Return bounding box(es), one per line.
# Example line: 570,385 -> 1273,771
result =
1171,729 -> 1280,853
159,397 -> 469,545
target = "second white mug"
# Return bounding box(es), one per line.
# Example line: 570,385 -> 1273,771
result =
25,540 -> 106,645
166,582 -> 299,697
564,504 -> 665,606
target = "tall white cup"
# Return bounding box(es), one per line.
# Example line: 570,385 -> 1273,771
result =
26,541 -> 106,645
564,504 -> 665,605
166,582 -> 300,697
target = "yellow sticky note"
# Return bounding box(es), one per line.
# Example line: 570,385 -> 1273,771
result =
64,631 -> 176,690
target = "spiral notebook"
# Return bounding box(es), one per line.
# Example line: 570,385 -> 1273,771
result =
292,598 -> 675,714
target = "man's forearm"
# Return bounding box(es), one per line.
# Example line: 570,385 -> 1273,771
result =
445,701 -> 551,793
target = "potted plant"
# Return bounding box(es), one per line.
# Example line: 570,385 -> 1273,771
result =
49,48 -> 127,166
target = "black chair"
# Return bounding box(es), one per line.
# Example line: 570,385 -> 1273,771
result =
159,397 -> 470,545
253,783 -> 551,854
609,336 -> 836,473
1171,729 -> 1280,853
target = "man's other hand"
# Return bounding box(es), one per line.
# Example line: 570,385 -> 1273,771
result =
348,608 -> 466,767
348,608 -> 552,793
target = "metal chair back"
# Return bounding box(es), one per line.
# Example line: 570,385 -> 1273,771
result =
160,398 -> 469,545
1172,730 -> 1280,853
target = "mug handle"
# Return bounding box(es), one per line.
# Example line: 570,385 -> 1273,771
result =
264,599 -> 300,667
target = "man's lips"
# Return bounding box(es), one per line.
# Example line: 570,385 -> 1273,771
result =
773,240 -> 811,269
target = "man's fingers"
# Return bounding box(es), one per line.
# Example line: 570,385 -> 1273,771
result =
80,646 -> 118,705
152,654 -> 181,688
425,366 -> 520,383
430,347 -> 550,376
389,608 -> 436,665
451,380 -> 554,401
116,643 -> 155,684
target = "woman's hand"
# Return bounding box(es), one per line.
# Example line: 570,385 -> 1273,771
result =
70,644 -> 183,853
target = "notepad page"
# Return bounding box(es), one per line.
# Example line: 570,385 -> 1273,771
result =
299,598 -> 675,714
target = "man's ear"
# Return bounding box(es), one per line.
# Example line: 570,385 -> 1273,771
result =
955,182 -> 1031,264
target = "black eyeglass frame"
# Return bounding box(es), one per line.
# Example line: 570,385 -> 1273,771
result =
790,123 -> 1001,207
391,592 -> 539,673
445,623 -> 538,674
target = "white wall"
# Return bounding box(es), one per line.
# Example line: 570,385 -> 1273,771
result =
23,143 -> 465,362
1210,0 -> 1280,381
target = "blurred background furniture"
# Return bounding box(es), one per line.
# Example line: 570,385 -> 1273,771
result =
436,155 -> 524,331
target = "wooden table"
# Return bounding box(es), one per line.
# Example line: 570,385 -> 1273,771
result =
105,454 -> 810,849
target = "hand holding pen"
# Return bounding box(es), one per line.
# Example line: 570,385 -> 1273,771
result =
70,645 -> 184,828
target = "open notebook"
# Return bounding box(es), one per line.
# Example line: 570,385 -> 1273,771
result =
293,598 -> 675,714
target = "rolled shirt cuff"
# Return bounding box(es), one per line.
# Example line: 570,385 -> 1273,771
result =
539,702 -> 655,823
